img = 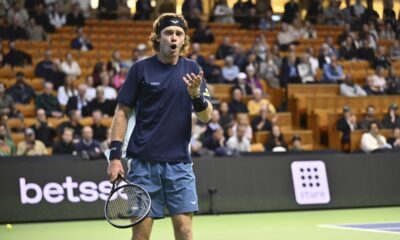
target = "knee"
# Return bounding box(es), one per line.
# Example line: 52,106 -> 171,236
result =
175,225 -> 192,239
132,229 -> 151,240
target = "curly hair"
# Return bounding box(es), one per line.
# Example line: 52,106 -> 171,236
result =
149,13 -> 190,56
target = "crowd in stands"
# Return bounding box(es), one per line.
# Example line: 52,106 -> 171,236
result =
0,0 -> 400,157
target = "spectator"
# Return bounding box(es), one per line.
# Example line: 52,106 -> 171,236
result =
113,65 -> 129,90
305,0 -> 323,24
259,54 -> 280,88
203,128 -> 228,156
251,104 -> 276,132
75,126 -> 101,158
66,83 -> 89,115
60,52 -> 81,78
361,121 -> 391,153
52,127 -> 76,154
386,68 -> 400,95
383,0 -> 396,30
4,18 -> 29,41
216,36 -> 234,60
66,3 -> 85,27
341,0 -> 353,25
35,49 -> 64,89
340,74 -> 367,97
57,75 -> 78,107
357,38 -> 376,63
181,0 -> 203,27
133,0 -> 153,20
0,83 -> 17,117
100,128 -> 111,153
336,106 -> 358,147
359,105 -> 382,130
57,109 -> 83,140
241,6 -> 259,29
6,72 -> 35,104
228,88 -> 248,114
379,22 -> 396,40
48,2 -> 66,29
361,0 -> 379,26
91,109 -> 107,142
35,82 -> 63,118
277,23 -> 298,51
0,123 -> 16,156
158,0 -> 176,14
71,27 -> 93,51
222,55 -> 239,83
365,66 -> 386,94
188,43 -> 206,68
282,0 -> 299,24
92,61 -> 107,86
389,39 -> 400,61
107,50 -> 123,77
290,134 -> 303,151
382,103 -> 400,129
204,109 -> 222,138
258,9 -> 275,31
17,128 -> 48,156
280,53 -> 300,86
321,55 -> 345,83
233,72 -> 252,96
247,88 -> 275,115
99,73 -> 117,100
324,0 -> 344,25
7,1 -> 29,28
387,127 -> 400,150
264,124 -> 288,152
233,0 -> 247,25
339,36 -> 357,60
190,113 -> 205,157
219,102 -> 234,129
85,86 -> 116,117
4,41 -> 32,67
85,76 -> 97,101
318,44 -> 332,69
297,53 -> 316,83
245,64 -> 263,92
31,108 -> 57,147
373,46 -> 391,69
203,54 -> 223,83
192,20 -> 215,44
26,18 -> 47,41
213,0 -> 234,23
31,3 -> 55,33
251,35 -> 269,61
226,123 -> 251,153
300,20 -> 317,39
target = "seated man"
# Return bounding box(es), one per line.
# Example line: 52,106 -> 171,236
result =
35,82 -> 63,118
382,103 -> 400,129
247,88 -> 276,115
71,27 -> 93,51
75,126 -> 101,159
340,74 -> 367,97
52,127 -> 76,154
321,55 -> 345,83
6,72 -> 35,104
336,106 -> 358,148
226,123 -> 251,153
17,128 -> 48,156
0,123 -> 16,156
0,83 -> 17,118
31,108 -> 57,147
359,105 -> 382,130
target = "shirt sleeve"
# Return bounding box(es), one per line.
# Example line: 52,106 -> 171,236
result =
116,63 -> 140,108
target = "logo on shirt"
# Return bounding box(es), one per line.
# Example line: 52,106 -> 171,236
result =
203,88 -> 210,97
150,82 -> 160,86
170,20 -> 180,24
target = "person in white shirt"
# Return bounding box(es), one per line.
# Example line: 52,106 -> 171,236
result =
213,0 -> 235,23
361,121 -> 391,153
227,123 -> 251,152
222,55 -> 239,83
61,52 -> 81,78
57,75 -> 78,106
340,74 -> 367,97
367,66 -> 386,93
48,2 -> 66,29
297,53 -> 315,83
99,73 -> 117,100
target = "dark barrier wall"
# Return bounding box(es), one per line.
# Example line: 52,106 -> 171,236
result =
0,152 -> 400,223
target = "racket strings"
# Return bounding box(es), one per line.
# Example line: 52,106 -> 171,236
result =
106,185 -> 151,227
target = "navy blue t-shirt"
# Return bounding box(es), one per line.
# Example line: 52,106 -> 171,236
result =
117,56 -> 211,162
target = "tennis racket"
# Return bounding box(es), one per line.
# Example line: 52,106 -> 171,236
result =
104,175 -> 151,228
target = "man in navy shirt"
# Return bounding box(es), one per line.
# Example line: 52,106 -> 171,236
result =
107,13 -> 212,240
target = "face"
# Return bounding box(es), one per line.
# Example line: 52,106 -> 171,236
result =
37,109 -> 46,122
82,127 -> 93,141
62,129 -> 73,143
272,125 -> 280,137
233,89 -> 242,101
370,123 -> 379,135
211,110 -> 220,122
159,26 -> 185,58
92,111 -> 102,123
220,102 -> 229,113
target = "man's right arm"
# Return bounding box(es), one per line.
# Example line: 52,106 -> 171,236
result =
107,103 -> 132,182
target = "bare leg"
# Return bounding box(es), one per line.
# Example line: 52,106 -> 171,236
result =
132,217 -> 153,240
171,213 -> 193,240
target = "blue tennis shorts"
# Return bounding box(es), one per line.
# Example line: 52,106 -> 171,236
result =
127,159 -> 198,219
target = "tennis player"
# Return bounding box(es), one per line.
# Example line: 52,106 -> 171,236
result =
107,13 -> 212,240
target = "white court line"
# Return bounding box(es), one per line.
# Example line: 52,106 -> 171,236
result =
318,224 -> 400,235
